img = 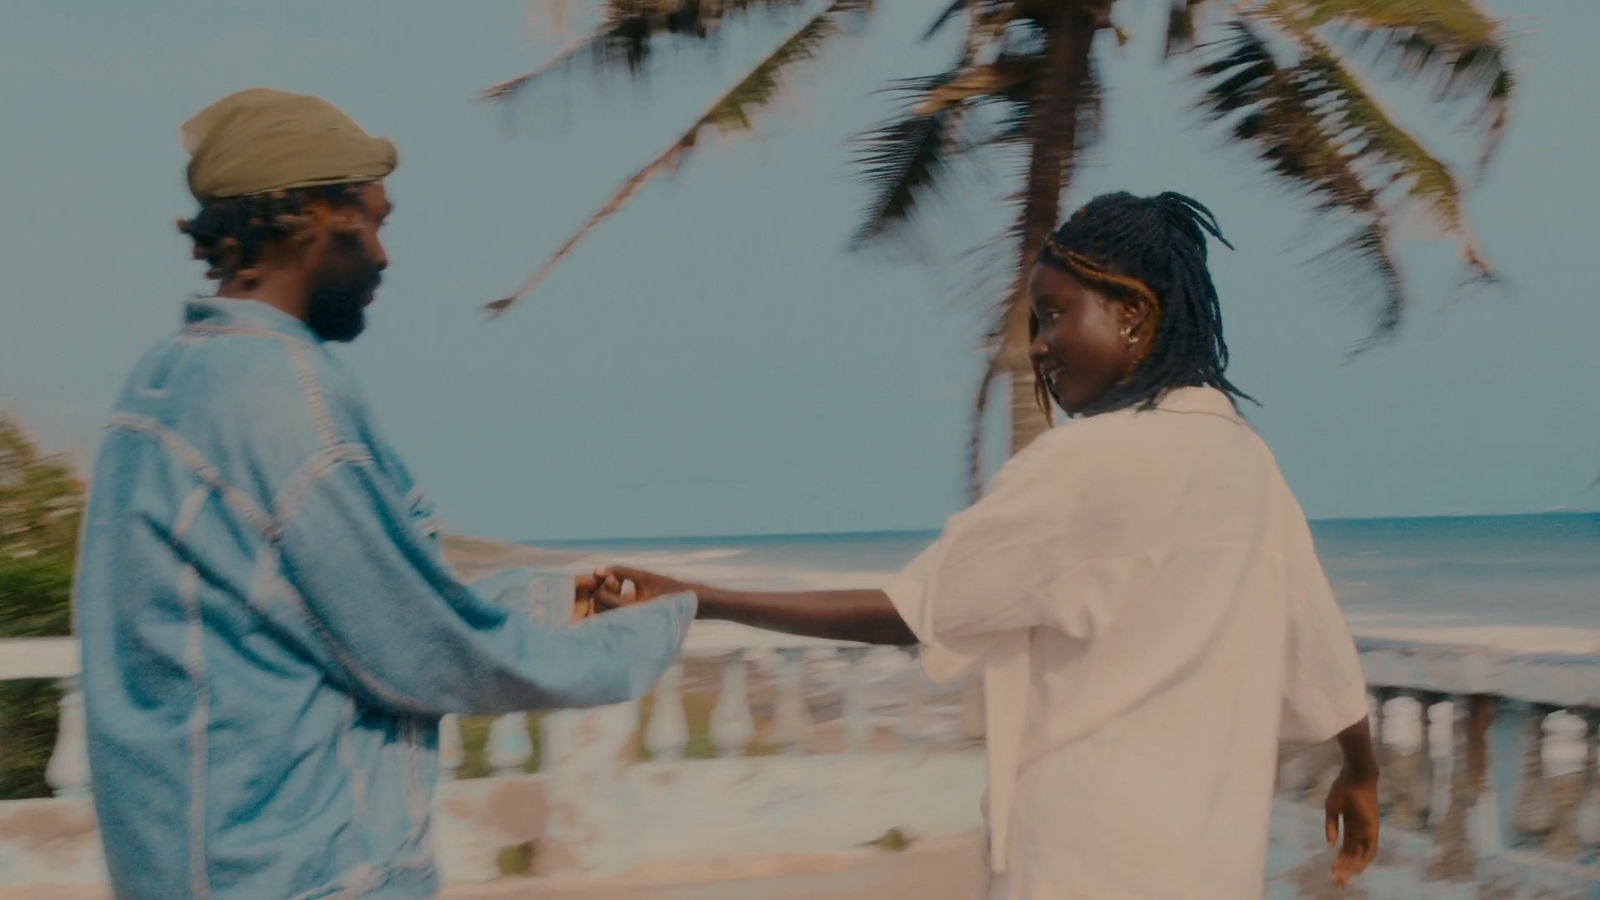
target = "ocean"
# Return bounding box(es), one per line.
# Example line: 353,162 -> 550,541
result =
534,512 -> 1600,655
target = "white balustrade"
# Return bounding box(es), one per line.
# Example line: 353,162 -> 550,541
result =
485,711 -> 533,776
838,647 -> 874,754
895,646 -> 928,750
6,630 -> 1600,895
708,649 -> 755,758
1267,638 -> 1600,892
767,647 -> 814,755
643,662 -> 689,760
439,713 -> 463,780
1373,688 -> 1396,812
1510,704 -> 1557,840
45,677 -> 88,798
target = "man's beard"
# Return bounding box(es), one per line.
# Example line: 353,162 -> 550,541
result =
306,248 -> 382,343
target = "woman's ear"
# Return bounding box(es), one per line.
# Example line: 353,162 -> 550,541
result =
1120,292 -> 1161,357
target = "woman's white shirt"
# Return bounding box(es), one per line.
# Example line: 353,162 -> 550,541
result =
885,387 -> 1369,900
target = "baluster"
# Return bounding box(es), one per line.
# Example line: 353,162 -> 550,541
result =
708,650 -> 754,758
486,712 -> 533,776
1509,704 -> 1557,843
895,646 -> 927,750
45,677 -> 89,799
1374,689 -> 1396,812
1411,695 -> 1436,827
439,714 -> 463,780
1391,693 -> 1434,830
1427,697 -> 1489,881
768,648 -> 814,755
838,647 -> 873,754
644,662 -> 689,761
1574,711 -> 1600,850
539,704 -> 642,876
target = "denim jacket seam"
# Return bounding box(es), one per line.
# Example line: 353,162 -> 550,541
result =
181,322 -> 339,448
285,342 -> 340,450
272,443 -> 377,524
106,414 -> 278,540
336,698 -> 365,841
172,484 -> 213,544
179,565 -> 214,899
269,448 -> 440,717
183,322 -> 317,348
268,568 -> 436,718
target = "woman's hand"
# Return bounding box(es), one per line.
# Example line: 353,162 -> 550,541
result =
1324,764 -> 1379,886
593,565 -> 695,612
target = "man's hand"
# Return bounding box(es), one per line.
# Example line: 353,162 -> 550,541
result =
1324,764 -> 1379,886
571,573 -> 599,623
593,565 -> 694,612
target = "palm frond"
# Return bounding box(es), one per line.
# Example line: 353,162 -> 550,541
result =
847,103 -> 964,257
911,60 -> 1031,115
485,0 -> 867,317
1249,0 -> 1515,167
481,0 -> 820,102
1164,0 -> 1215,59
1300,46 -> 1492,280
847,53 -> 1039,258
1195,22 -> 1410,349
923,0 -> 969,42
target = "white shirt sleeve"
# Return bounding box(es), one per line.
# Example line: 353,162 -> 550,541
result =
1279,508 -> 1371,744
884,539 -> 985,683
882,435 -> 1073,683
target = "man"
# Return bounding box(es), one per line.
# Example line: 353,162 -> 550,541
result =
73,88 -> 696,900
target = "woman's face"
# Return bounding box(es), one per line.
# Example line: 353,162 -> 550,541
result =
1027,263 -> 1153,415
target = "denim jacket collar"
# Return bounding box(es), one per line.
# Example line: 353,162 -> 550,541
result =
183,296 -> 323,346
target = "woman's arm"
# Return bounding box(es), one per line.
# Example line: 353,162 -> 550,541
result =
595,566 -> 917,646
1325,716 -> 1380,887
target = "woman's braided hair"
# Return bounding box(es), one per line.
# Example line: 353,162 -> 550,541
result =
176,184 -> 361,284
1034,191 -> 1254,416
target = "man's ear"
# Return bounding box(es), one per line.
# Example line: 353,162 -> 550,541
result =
301,192 -> 365,232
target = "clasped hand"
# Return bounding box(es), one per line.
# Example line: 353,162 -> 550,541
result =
571,566 -> 691,623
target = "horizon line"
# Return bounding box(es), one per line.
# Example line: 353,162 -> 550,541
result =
519,508 -> 1600,546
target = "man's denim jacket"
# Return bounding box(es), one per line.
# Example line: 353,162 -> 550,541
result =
74,298 -> 695,900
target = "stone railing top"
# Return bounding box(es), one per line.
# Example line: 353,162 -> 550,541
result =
0,637 -> 77,680
1355,636 -> 1600,708
679,622 -> 865,654
5,633 -> 1599,708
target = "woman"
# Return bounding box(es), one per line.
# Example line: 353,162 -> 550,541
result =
596,192 -> 1379,900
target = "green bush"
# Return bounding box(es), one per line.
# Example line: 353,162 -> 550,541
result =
0,412 -> 84,799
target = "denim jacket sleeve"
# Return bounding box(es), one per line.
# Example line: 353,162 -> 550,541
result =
274,454 -> 696,718
465,566 -> 577,628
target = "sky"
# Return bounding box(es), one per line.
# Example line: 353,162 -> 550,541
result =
0,0 -> 1596,542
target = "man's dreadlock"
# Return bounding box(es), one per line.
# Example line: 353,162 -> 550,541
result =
176,184 -> 362,285
1034,191 -> 1254,417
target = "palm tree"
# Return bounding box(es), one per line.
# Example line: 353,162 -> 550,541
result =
483,0 -> 1515,500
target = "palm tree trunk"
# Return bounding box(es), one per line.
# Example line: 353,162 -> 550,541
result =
1001,1 -> 1100,456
